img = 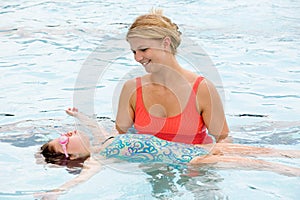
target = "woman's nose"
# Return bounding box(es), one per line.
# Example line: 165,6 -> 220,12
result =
134,51 -> 143,62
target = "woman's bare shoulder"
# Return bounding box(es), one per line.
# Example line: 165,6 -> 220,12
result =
123,74 -> 151,87
197,77 -> 216,94
122,78 -> 137,91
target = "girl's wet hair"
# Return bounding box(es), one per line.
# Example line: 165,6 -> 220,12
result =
40,142 -> 89,174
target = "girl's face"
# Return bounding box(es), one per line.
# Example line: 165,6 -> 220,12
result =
128,37 -> 168,73
49,130 -> 90,159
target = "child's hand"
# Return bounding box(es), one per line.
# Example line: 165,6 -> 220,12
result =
66,107 -> 78,117
34,189 -> 63,200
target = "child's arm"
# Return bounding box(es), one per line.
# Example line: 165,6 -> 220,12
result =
58,157 -> 101,191
66,107 -> 113,145
190,154 -> 300,177
34,157 -> 101,199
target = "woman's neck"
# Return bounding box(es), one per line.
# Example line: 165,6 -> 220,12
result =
150,56 -> 186,85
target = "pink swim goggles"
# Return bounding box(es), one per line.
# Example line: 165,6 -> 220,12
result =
59,134 -> 69,158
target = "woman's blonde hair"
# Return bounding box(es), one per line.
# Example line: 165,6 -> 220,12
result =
126,9 -> 181,54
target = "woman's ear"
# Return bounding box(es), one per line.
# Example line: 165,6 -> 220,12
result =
162,37 -> 171,51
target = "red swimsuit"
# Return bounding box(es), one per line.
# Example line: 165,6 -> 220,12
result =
134,77 -> 213,144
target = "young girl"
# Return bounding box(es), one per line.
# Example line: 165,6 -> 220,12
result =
36,107 -> 300,199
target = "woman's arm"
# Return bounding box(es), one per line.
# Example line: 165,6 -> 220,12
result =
202,143 -> 300,158
115,79 -> 136,133
197,79 -> 229,142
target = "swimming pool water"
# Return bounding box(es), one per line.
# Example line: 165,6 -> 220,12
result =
1,0 -> 300,199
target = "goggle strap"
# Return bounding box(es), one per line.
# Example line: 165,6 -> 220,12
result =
62,144 -> 69,158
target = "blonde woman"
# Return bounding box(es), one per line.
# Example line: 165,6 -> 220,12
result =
116,9 -> 229,144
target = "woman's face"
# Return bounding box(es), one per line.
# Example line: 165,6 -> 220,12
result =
49,131 -> 90,159
128,37 -> 167,73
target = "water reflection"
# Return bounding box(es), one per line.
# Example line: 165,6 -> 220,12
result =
141,163 -> 226,199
